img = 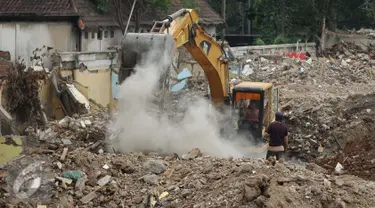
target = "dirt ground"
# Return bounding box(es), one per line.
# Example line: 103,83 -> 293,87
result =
315,93 -> 375,181
1,147 -> 375,208
1,41 -> 375,207
232,41 -> 375,181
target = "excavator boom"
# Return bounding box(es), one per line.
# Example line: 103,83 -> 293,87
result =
120,9 -> 230,104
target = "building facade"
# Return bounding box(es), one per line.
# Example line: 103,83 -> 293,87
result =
0,0 -> 224,66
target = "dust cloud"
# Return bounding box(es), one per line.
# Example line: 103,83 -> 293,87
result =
108,41 -> 261,158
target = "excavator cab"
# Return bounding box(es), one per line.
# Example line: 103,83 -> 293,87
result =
232,82 -> 279,143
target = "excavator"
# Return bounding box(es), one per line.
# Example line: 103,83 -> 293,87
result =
119,9 -> 279,142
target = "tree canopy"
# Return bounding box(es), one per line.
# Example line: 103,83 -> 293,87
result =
208,0 -> 375,44
91,0 -> 375,44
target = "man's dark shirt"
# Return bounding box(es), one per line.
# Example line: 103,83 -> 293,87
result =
266,121 -> 288,147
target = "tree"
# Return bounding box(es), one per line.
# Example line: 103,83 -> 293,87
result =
110,0 -> 169,34
110,0 -> 202,34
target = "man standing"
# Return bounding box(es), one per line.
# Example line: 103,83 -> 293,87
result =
264,112 -> 288,160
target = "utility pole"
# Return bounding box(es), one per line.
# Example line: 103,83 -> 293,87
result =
321,17 -> 326,49
247,0 -> 251,34
241,1 -> 244,34
221,0 -> 226,41
280,0 -> 285,35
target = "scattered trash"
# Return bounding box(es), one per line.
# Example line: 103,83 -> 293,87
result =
63,170 -> 84,180
102,164 -> 110,170
158,191 -> 169,200
335,163 -> 344,174
318,144 -> 324,153
56,176 -> 73,185
171,79 -> 187,92
177,68 -> 192,80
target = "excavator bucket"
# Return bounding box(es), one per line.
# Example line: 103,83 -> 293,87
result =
119,33 -> 176,83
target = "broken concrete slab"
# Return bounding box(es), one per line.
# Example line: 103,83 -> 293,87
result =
97,175 -> 111,186
61,139 -> 72,145
143,160 -> 166,175
80,191 -> 97,204
60,148 -> 69,161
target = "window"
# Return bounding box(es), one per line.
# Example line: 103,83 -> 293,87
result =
97,31 -> 102,40
84,32 -> 88,39
110,30 -> 114,38
104,31 -> 108,38
91,32 -> 95,39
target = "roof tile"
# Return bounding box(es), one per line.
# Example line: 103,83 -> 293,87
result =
0,0 -> 224,25
0,0 -> 76,16
79,0 -> 224,28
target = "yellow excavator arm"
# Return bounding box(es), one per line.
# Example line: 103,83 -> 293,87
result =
120,9 -> 230,104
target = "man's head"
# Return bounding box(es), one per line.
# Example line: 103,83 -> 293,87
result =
248,101 -> 257,108
275,112 -> 283,122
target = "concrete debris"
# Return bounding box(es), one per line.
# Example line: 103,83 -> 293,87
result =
143,160 -> 167,175
97,175 -> 111,186
60,148 -> 68,161
61,138 -> 72,145
233,41 -> 375,165
2,146 -> 375,207
141,174 -> 159,185
102,164 -> 110,170
1,40 -> 375,207
80,191 -> 97,204
182,148 -> 203,160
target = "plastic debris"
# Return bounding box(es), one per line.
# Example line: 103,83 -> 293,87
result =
63,170 -> 84,180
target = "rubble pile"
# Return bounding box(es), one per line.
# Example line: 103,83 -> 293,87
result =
1,147 -> 375,207
26,110 -> 110,151
315,93 -> 375,181
323,41 -> 369,58
244,55 -> 372,86
333,28 -> 375,39
163,77 -> 208,117
234,41 -> 375,161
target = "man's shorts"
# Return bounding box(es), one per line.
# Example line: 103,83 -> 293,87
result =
266,150 -> 284,160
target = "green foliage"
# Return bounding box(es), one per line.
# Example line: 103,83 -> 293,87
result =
273,35 -> 290,44
255,38 -> 265,45
147,0 -> 169,11
206,0 -> 375,46
91,0 -> 109,13
183,0 -> 200,12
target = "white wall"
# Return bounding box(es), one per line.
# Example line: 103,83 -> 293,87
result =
81,26 -> 151,52
81,25 -> 217,52
202,25 -> 217,38
231,42 -> 316,57
81,28 -> 122,51
0,22 -> 78,66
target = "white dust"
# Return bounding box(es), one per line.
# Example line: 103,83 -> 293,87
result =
108,42 -> 261,158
